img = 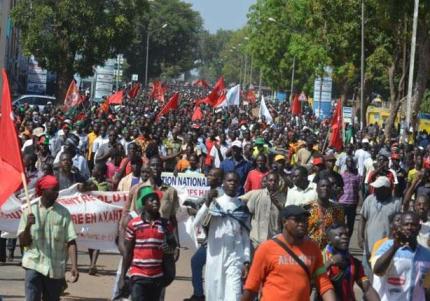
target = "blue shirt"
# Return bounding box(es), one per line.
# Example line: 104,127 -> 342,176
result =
373,239 -> 430,301
220,158 -> 253,195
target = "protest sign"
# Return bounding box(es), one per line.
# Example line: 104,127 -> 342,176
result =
161,172 -> 209,250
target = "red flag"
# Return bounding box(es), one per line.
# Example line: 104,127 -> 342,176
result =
191,106 -> 203,121
156,92 -> 180,122
128,83 -> 141,99
291,94 -> 302,116
192,79 -> 209,89
151,81 -> 166,102
245,90 -> 257,103
64,79 -> 83,111
0,69 -> 24,205
196,76 -> 225,107
329,99 -> 343,151
107,90 -> 124,105
99,99 -> 110,114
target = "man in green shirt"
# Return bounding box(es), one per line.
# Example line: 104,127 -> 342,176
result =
18,175 -> 79,301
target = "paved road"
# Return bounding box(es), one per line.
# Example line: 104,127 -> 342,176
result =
0,248 -> 193,301
0,214 -> 364,300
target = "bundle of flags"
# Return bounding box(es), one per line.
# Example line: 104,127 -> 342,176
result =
195,77 -> 226,107
328,99 -> 343,151
0,69 -> 24,206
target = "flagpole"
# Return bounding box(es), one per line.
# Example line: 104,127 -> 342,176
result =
21,172 -> 32,213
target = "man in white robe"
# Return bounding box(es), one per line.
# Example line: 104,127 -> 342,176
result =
195,171 -> 251,301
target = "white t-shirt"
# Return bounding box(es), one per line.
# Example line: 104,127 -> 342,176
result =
209,144 -> 228,168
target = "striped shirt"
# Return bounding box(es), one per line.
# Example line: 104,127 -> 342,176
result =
125,217 -> 172,278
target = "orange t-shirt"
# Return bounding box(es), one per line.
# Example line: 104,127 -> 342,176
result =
244,234 -> 333,301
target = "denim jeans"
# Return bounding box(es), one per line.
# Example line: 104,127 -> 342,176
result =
191,245 -> 207,297
25,269 -> 64,301
130,277 -> 162,301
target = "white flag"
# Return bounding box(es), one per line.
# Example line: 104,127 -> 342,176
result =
259,95 -> 273,124
215,84 -> 240,108
226,84 -> 240,106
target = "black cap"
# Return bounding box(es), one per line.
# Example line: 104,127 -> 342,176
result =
281,205 -> 310,219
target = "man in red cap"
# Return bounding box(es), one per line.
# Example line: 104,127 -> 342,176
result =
18,175 -> 79,300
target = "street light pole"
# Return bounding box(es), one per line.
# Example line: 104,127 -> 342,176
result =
290,56 -> 296,105
0,0 -> 11,93
360,0 -> 365,130
144,31 -> 150,87
406,0 -> 419,128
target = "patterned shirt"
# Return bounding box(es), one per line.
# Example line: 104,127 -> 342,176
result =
306,201 -> 345,249
18,202 -> 77,279
125,216 -> 173,278
339,171 -> 361,205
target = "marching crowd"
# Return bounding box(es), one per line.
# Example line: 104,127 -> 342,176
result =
1,82 -> 430,301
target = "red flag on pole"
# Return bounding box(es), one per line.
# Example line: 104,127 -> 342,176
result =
128,83 -> 141,99
64,79 -> 83,111
191,106 -> 203,121
0,69 -> 24,206
245,90 -> 257,103
151,81 -> 166,102
192,79 -> 209,89
329,99 -> 343,151
107,90 -> 124,105
156,92 -> 180,122
291,94 -> 302,116
195,76 -> 225,107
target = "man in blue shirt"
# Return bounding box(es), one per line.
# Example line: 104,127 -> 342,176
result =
372,211 -> 430,301
220,140 -> 252,195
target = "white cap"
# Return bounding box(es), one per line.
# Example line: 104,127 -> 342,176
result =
231,140 -> 243,148
32,127 -> 45,137
362,138 -> 369,143
370,176 -> 391,188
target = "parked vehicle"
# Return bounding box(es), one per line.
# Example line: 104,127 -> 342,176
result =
12,95 -> 56,111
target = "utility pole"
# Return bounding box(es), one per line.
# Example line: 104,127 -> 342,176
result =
249,57 -> 253,87
290,56 -> 296,105
243,55 -> 248,90
258,68 -> 262,99
360,0 -> 365,130
0,0 -> 11,93
144,31 -> 150,87
406,0 -> 419,128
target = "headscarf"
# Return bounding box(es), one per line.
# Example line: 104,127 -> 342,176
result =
35,175 -> 59,197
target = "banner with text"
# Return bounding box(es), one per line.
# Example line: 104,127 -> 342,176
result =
161,172 -> 209,250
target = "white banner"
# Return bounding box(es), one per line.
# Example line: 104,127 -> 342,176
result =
161,172 -> 209,250
0,173 -> 210,252
0,184 -> 128,252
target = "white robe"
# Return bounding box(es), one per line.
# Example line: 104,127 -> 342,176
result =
195,194 -> 251,301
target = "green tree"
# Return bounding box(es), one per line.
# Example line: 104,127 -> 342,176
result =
12,0 -> 147,100
125,0 -> 203,82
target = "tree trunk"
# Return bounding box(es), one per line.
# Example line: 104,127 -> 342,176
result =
56,68 -> 74,105
411,26 -> 430,129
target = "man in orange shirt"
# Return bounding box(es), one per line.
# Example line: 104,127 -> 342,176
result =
241,205 -> 336,301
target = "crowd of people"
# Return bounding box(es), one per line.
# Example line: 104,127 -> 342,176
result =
1,81 -> 430,301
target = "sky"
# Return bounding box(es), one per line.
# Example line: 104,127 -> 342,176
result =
183,0 -> 256,33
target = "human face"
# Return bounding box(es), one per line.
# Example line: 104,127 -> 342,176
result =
143,195 -> 160,215
292,169 -> 306,189
401,213 -> 421,242
189,155 -> 198,169
256,155 -> 266,170
223,173 -> 239,197
149,157 -> 162,177
60,154 -> 72,172
329,226 -> 350,251
317,179 -> 332,201
345,156 -> 355,171
42,185 -> 59,207
207,169 -> 223,188
141,166 -> 152,182
266,174 -> 279,192
108,131 -> 117,144
284,215 -> 308,239
326,159 -> 335,170
377,155 -> 389,170
374,186 -> 392,201
414,196 -> 430,220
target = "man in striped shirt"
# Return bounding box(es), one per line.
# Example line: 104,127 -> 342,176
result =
119,186 -> 176,301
